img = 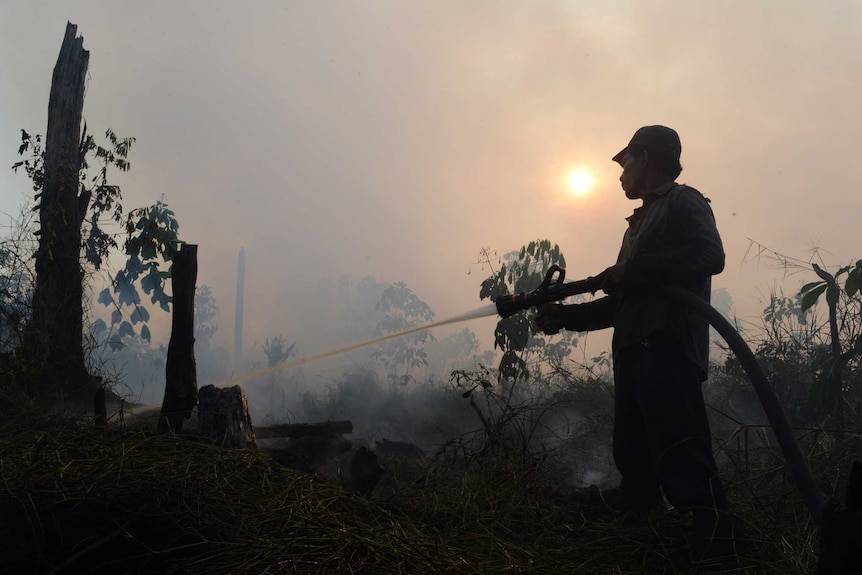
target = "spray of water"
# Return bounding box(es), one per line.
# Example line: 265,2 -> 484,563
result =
217,303 -> 499,388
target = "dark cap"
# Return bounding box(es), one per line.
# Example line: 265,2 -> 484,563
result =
612,125 -> 681,164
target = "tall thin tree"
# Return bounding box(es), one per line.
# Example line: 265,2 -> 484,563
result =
234,247 -> 245,365
30,22 -> 91,395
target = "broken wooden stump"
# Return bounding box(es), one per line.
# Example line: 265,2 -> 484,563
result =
197,384 -> 256,448
158,244 -> 198,434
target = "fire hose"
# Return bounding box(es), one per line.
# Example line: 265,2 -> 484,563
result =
494,265 -> 825,526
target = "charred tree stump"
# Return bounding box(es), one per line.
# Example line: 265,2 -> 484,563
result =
158,244 -> 198,433
197,385 -> 256,448
29,22 -> 91,396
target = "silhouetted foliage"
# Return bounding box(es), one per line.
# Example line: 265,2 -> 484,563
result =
478,240 -> 579,381
263,335 -> 296,368
373,281 -> 435,386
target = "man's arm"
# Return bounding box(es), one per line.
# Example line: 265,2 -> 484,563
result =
535,294 -> 617,335
561,295 -> 617,331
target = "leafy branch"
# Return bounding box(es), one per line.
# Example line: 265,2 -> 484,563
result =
96,200 -> 181,350
14,128 -> 180,352
372,282 -> 435,385
479,239 -> 575,382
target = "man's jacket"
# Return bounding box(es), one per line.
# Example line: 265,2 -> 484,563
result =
560,181 -> 725,380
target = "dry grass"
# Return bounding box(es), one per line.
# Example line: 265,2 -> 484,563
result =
0,417 -> 822,574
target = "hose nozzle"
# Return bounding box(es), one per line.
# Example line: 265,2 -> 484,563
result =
494,265 -> 600,318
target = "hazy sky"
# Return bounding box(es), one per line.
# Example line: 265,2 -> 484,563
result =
2,1 -> 861,357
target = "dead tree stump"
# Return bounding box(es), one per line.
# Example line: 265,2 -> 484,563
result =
29,21 -> 92,395
197,385 -> 257,448
158,244 -> 198,433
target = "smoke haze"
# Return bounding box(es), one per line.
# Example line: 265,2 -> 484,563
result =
2,1 -> 862,367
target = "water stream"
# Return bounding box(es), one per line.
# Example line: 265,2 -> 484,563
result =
217,302 -> 499,388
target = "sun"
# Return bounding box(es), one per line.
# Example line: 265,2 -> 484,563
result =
566,168 -> 594,197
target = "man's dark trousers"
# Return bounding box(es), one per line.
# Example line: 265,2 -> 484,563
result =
612,331 -> 728,514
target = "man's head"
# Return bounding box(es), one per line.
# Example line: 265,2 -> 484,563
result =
613,125 -> 683,199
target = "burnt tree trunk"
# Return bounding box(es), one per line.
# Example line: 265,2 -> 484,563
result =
197,385 -> 256,448
30,22 -> 91,395
158,244 -> 198,433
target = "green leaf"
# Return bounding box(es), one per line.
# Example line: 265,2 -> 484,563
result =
140,324 -> 151,343
125,254 -> 145,276
800,283 -> 828,312
111,309 -> 122,325
846,268 -> 861,298
499,350 -> 529,381
97,288 -> 112,306
116,273 -> 139,306
800,281 -> 825,294
129,306 -> 150,325
118,321 -> 134,338
108,335 -> 124,351
141,239 -> 157,261
140,268 -> 161,295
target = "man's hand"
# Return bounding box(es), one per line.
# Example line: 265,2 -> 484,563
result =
534,303 -> 564,335
593,262 -> 626,293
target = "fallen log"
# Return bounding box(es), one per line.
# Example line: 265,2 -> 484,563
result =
255,420 -> 353,439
